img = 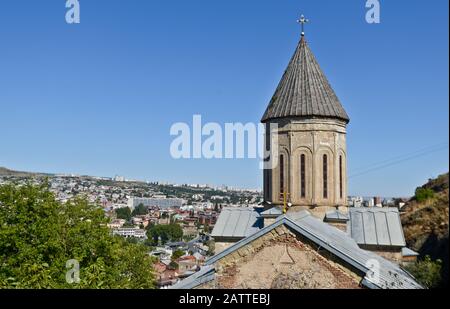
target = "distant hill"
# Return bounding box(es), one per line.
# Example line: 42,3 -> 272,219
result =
0,167 -> 53,177
401,172 -> 449,287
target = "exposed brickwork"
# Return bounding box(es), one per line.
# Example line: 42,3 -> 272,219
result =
211,225 -> 362,289
362,247 -> 403,263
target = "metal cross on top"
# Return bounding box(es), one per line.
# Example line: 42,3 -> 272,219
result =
297,14 -> 309,36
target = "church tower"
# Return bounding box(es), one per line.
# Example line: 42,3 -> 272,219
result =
262,16 -> 350,219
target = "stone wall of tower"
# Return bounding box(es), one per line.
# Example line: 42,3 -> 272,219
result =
263,117 -> 348,211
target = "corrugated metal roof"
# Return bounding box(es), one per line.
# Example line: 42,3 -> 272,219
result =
261,206 -> 284,217
211,207 -> 263,238
348,208 -> 406,247
202,211 -> 422,289
324,210 -> 349,222
261,36 -> 350,123
402,247 -> 419,257
170,265 -> 215,289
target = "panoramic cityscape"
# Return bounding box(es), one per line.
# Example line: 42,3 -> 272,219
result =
0,0 -> 448,304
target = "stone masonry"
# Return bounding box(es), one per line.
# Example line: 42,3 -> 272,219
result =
203,225 -> 362,289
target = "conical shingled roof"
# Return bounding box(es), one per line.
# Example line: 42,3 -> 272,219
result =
261,36 -> 350,123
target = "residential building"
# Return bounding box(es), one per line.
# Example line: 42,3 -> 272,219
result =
127,197 -> 184,210
112,228 -> 146,239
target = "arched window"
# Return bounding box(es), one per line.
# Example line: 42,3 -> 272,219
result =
323,154 -> 328,199
300,154 -> 306,198
339,155 -> 343,199
279,155 -> 284,197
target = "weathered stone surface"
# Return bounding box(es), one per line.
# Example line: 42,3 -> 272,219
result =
213,231 -> 361,289
263,117 -> 348,216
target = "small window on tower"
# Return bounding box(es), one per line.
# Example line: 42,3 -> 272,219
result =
323,154 -> 328,199
279,155 -> 284,199
300,154 -> 306,198
339,155 -> 343,199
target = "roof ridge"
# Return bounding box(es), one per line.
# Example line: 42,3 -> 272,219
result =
384,211 -> 393,246
205,213 -> 421,289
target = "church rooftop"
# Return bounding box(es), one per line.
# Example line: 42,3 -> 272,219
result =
172,211 -> 422,289
210,207 -> 263,239
261,34 -> 350,123
348,207 -> 406,248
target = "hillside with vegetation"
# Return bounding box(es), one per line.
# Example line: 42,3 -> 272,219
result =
0,167 -> 52,177
401,172 -> 449,287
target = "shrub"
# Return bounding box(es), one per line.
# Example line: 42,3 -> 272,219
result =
415,187 -> 435,202
406,255 -> 442,288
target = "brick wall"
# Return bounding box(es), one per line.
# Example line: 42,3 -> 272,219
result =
205,225 -> 362,289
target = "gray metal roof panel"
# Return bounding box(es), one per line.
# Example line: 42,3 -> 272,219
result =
210,211 -> 227,237
261,206 -> 284,217
324,210 -> 349,221
362,211 -> 378,245
222,210 -> 241,236
402,247 -> 419,257
348,208 -> 406,247
374,212 -> 391,246
211,207 -> 262,238
349,211 -> 365,244
386,211 -> 406,246
169,265 -> 215,289
234,211 -> 251,236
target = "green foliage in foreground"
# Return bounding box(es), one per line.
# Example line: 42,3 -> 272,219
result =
406,255 -> 442,289
414,187 -> 435,202
0,183 -> 156,289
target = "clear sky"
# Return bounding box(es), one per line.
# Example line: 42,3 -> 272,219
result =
0,0 -> 448,197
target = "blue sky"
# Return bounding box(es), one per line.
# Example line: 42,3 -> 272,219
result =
0,0 -> 448,196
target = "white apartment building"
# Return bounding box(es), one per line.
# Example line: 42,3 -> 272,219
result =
112,228 -> 146,239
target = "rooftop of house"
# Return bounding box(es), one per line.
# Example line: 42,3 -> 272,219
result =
177,255 -> 197,262
154,262 -> 167,273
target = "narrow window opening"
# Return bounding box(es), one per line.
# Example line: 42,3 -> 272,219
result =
323,154 -> 328,199
300,154 -> 306,198
280,155 -> 284,198
339,155 -> 343,199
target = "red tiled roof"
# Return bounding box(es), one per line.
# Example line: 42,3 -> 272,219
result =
177,255 -> 196,262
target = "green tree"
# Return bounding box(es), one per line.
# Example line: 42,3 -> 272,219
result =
171,249 -> 185,261
131,203 -> 148,216
414,187 -> 435,202
147,224 -> 183,245
115,207 -> 132,221
0,183 -> 155,289
167,223 -> 183,241
406,255 -> 442,289
168,261 -> 179,270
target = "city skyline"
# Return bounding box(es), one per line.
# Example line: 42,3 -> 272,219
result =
0,0 -> 448,197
